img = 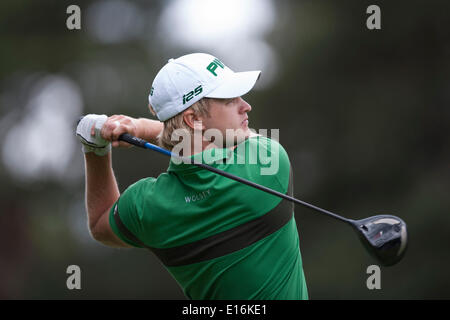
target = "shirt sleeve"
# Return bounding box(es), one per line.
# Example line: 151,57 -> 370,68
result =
109,178 -> 154,248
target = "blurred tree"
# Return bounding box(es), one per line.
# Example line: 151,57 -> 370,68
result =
0,0 -> 449,299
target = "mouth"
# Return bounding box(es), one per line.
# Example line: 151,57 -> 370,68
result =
242,117 -> 249,126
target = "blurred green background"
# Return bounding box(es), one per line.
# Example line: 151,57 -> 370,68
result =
0,0 -> 449,299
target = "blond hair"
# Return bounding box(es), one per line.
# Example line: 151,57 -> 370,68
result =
149,98 -> 211,151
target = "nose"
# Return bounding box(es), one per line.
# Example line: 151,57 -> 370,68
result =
238,97 -> 252,114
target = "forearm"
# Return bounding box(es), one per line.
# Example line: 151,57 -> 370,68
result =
135,118 -> 163,144
84,152 -> 119,232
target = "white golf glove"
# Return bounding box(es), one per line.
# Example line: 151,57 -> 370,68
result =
76,114 -> 111,156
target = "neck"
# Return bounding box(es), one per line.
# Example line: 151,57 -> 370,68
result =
189,139 -> 215,157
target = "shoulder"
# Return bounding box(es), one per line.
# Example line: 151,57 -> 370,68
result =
122,177 -> 156,197
255,134 -> 287,152
245,135 -> 290,163
117,177 -> 157,212
245,135 -> 291,190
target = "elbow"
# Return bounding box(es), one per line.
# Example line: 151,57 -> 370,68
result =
89,223 -> 105,242
88,215 -> 109,243
87,206 -> 109,243
89,224 -> 115,247
88,215 -> 128,248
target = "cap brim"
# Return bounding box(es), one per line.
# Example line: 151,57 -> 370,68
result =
205,71 -> 261,99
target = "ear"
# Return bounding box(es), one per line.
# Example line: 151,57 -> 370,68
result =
183,109 -> 206,131
148,103 -> 157,117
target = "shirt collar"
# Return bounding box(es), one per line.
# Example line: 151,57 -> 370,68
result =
167,146 -> 234,172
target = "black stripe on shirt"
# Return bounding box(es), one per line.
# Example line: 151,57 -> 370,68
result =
113,167 -> 294,267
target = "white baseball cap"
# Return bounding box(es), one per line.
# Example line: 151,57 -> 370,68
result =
148,53 -> 261,121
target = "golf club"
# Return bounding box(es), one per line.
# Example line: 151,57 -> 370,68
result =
117,133 -> 408,266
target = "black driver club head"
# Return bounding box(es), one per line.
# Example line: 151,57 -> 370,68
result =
350,215 -> 408,267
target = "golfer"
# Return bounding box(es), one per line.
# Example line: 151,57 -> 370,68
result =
76,53 -> 308,299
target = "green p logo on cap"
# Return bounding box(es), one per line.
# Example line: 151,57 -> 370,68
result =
206,58 -> 225,76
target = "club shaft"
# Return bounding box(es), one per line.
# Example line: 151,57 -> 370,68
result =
119,133 -> 353,225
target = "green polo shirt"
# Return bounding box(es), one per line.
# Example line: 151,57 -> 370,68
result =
109,136 -> 308,300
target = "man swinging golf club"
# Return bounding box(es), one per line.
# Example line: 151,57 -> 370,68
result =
76,53 -> 309,299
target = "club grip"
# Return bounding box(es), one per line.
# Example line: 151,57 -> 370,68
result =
119,133 -> 148,148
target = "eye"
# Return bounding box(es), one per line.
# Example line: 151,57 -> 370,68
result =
225,98 -> 236,105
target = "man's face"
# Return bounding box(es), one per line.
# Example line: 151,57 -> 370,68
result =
201,97 -> 252,147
